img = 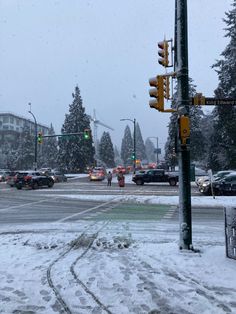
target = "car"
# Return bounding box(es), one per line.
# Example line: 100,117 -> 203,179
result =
89,170 -> 105,181
15,171 -> 54,190
113,166 -> 126,174
50,171 -> 67,183
39,168 -> 52,175
132,169 -> 178,186
198,170 -> 234,195
93,167 -> 107,174
6,171 -> 20,187
212,172 -> 236,196
0,171 -> 10,182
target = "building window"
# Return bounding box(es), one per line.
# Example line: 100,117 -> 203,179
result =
10,116 -> 14,124
3,116 -> 9,123
3,125 -> 9,130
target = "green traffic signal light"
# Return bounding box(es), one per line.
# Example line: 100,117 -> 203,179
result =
84,128 -> 90,140
38,132 -> 43,144
131,153 -> 136,160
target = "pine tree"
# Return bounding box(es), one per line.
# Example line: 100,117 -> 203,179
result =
145,138 -> 156,163
38,124 -> 59,169
16,125 -> 34,170
120,125 -> 133,167
135,123 -> 147,162
98,132 -> 115,168
114,145 -> 122,166
57,86 -> 95,172
165,78 -> 205,167
209,2 -> 236,170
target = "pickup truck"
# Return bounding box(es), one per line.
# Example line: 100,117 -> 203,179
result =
132,169 -> 178,186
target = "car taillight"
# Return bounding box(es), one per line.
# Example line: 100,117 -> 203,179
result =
25,175 -> 32,180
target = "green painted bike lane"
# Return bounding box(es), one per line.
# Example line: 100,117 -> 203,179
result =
86,204 -> 173,221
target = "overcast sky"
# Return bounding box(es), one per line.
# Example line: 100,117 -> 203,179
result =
0,0 -> 232,153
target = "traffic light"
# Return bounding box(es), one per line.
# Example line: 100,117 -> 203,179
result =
131,152 -> 136,160
158,40 -> 169,67
37,132 -> 43,144
163,76 -> 170,100
179,115 -> 190,145
149,75 -> 164,111
84,128 -> 91,140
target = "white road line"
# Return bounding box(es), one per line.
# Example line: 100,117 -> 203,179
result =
56,197 -> 119,223
0,199 -> 51,213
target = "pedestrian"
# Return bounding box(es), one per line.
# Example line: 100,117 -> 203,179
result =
107,171 -> 112,186
117,171 -> 125,187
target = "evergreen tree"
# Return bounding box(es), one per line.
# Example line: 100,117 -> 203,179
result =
98,132 -> 115,168
16,125 -> 34,170
145,138 -> 156,163
209,2 -> 236,170
135,123 -> 147,161
120,125 -> 133,167
38,124 -> 59,169
57,86 -> 95,172
114,145 -> 122,166
165,78 -> 205,167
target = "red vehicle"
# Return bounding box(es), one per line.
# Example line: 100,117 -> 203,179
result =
113,166 -> 126,174
89,170 -> 105,181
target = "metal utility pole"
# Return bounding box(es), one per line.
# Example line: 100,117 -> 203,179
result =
28,102 -> 38,171
176,0 -> 193,250
133,118 -> 136,173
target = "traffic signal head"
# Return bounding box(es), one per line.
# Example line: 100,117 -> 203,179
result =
158,40 -> 169,67
37,132 -> 43,144
84,128 -> 91,140
149,76 -> 164,111
131,152 -> 136,160
163,76 -> 170,100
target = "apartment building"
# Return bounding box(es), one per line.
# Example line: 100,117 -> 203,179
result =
0,112 -> 50,148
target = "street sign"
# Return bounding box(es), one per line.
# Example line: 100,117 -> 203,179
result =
154,148 -> 161,154
191,97 -> 236,106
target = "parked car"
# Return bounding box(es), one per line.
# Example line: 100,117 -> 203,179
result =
15,171 -> 54,190
89,170 -> 105,181
6,171 -> 20,187
50,171 -> 67,183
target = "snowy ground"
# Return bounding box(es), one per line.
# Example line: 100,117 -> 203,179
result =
0,175 -> 236,313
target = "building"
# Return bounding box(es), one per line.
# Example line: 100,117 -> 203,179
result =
0,112 -> 50,167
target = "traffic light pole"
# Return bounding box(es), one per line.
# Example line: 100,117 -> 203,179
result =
176,0 -> 193,250
28,103 -> 38,171
133,118 -> 136,174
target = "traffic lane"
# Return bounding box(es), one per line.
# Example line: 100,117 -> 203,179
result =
35,181 -> 201,196
0,197 -> 112,225
171,205 -> 224,223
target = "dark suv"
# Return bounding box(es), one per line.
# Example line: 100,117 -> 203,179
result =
15,171 -> 54,190
213,173 -> 236,196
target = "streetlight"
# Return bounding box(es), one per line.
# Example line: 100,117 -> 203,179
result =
120,118 -> 136,174
28,102 -> 38,170
147,136 -> 159,164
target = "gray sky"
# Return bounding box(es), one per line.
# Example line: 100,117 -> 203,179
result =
0,0 -> 232,153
